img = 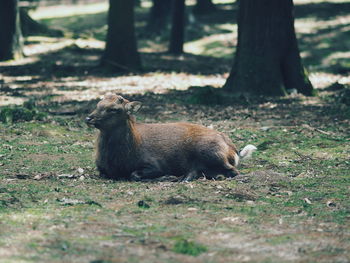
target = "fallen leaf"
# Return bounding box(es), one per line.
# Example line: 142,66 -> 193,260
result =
222,217 -> 240,223
57,197 -> 83,206
260,126 -> 270,131
304,198 -> 312,204
34,174 -> 44,180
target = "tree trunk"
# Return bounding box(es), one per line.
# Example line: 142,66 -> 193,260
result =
169,0 -> 185,54
147,0 -> 172,33
101,0 -> 141,71
193,0 -> 216,14
135,0 -> 141,7
0,0 -> 23,61
20,8 -> 63,37
223,0 -> 313,96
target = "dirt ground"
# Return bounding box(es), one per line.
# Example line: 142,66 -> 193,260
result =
0,1 -> 349,262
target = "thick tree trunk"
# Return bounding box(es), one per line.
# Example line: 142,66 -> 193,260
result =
169,0 -> 185,54
0,0 -> 23,61
20,8 -> 63,37
101,0 -> 141,71
193,0 -> 216,14
147,0 -> 172,33
223,0 -> 313,96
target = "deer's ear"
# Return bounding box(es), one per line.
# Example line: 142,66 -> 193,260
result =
125,101 -> 142,114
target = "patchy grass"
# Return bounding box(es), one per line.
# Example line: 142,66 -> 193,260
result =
172,239 -> 208,256
0,93 -> 349,262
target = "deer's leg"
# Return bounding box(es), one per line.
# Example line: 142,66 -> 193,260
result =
98,167 -> 112,179
181,170 -> 200,182
130,164 -> 164,181
203,156 -> 240,180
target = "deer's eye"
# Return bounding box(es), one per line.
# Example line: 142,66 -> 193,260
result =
106,108 -> 122,113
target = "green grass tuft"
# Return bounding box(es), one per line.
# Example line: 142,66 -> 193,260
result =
172,239 -> 208,256
0,103 -> 47,123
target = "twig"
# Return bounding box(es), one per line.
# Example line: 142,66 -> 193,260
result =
301,124 -> 332,135
294,151 -> 314,161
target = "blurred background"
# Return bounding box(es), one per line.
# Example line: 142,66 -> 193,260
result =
0,0 -> 349,106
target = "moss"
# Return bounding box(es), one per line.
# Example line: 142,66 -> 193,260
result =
172,239 -> 207,256
0,102 -> 47,123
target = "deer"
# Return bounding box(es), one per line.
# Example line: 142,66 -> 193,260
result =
85,94 -> 256,181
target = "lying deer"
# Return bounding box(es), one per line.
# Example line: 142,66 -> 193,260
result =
86,94 -> 256,181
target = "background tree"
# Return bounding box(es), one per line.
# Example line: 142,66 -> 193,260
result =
0,0 -> 23,61
20,8 -> 63,37
193,0 -> 216,14
224,0 -> 314,96
147,0 -> 172,34
168,0 -> 186,54
101,0 -> 141,71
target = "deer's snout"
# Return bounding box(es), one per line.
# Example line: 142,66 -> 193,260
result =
85,115 -> 97,127
85,116 -> 93,123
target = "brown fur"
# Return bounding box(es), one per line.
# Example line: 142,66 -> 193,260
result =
86,94 -> 241,181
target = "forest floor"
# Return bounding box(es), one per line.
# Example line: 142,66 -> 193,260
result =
0,0 -> 350,262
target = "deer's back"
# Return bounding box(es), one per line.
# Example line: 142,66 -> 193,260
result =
135,122 -> 236,175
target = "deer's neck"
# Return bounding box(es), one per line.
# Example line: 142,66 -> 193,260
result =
99,119 -> 141,156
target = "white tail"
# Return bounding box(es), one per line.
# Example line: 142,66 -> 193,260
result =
239,144 -> 257,160
239,144 -> 257,161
